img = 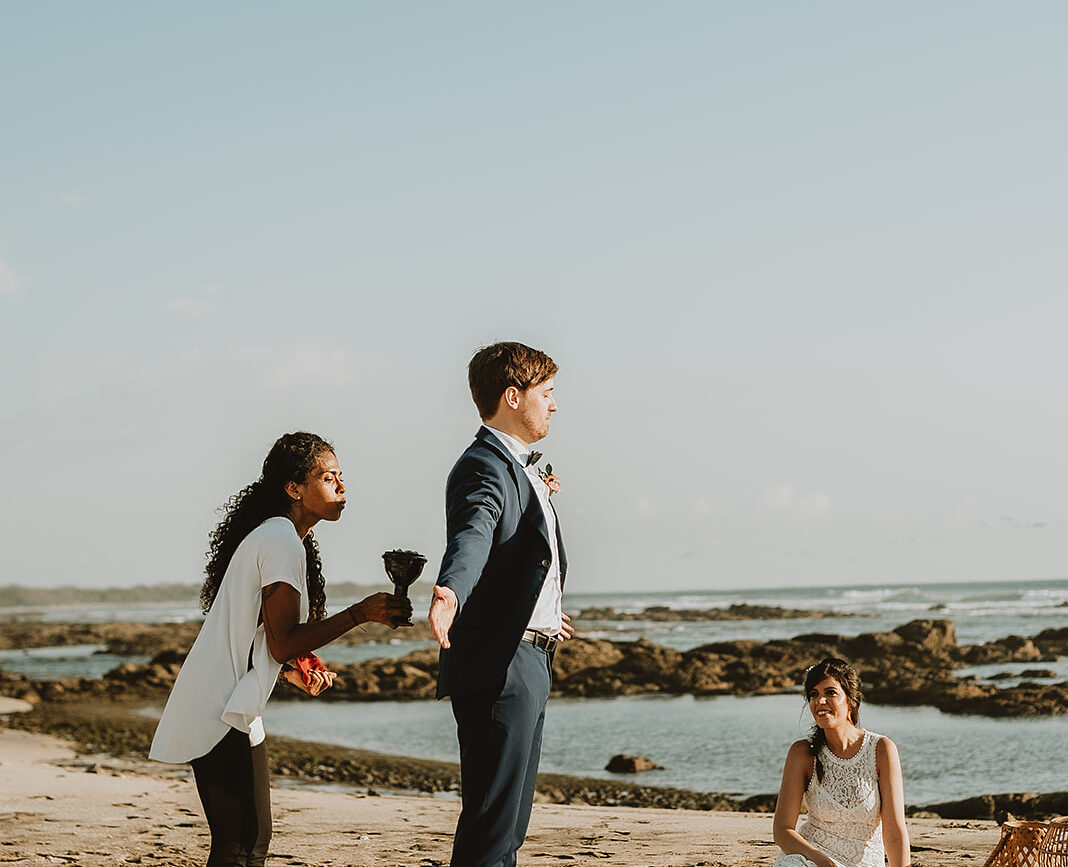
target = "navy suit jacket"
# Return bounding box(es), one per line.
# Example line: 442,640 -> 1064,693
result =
435,426 -> 567,699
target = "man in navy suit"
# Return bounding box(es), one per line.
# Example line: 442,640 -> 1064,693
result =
429,341 -> 572,867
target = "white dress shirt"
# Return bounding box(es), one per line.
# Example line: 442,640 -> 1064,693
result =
484,425 -> 563,635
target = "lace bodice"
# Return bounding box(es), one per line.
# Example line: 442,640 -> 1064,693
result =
797,731 -> 885,867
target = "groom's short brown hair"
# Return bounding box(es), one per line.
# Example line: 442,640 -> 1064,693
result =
468,342 -> 557,420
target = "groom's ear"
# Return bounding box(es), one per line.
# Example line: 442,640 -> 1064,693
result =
502,386 -> 521,411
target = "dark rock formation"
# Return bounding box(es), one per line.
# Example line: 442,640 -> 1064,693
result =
327,649 -> 439,700
605,754 -> 664,773
0,655 -> 180,705
738,793 -> 778,813
2,618 -> 1064,718
0,621 -> 201,654
961,635 -> 1044,665
1034,627 -> 1068,656
919,791 -> 1068,821
0,618 -> 435,654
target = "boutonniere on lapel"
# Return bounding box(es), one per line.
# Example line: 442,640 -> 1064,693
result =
527,451 -> 561,497
539,465 -> 561,496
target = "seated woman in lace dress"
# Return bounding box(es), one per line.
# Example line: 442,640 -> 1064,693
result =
772,658 -> 910,867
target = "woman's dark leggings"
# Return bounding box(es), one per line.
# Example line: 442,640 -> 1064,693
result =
190,727 -> 272,867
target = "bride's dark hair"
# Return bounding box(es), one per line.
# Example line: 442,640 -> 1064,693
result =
200,432 -> 333,621
804,657 -> 863,783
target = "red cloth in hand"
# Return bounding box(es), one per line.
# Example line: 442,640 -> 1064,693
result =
293,652 -> 329,686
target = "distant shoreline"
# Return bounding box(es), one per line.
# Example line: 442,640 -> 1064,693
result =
0,580 -> 389,609
3,575 -> 1066,610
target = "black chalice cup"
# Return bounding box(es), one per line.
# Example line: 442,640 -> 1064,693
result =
382,549 -> 427,627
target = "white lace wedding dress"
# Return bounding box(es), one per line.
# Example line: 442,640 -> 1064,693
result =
773,731 -> 886,867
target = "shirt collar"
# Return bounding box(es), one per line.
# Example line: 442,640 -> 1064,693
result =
483,425 -> 533,467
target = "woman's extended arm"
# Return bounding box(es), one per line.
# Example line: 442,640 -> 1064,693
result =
261,582 -> 412,664
773,740 -> 836,867
877,737 -> 911,867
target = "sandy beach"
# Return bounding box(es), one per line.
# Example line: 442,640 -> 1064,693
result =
0,721 -> 1001,867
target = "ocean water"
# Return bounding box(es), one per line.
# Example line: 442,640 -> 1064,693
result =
0,640 -> 421,680
4,578 -> 1065,647
0,644 -> 151,680
255,692 -> 1068,805
5,578 -> 1064,677
562,578 -> 1068,649
8,578 -> 1067,804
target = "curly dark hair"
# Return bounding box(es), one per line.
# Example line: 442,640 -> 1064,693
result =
200,432 -> 334,621
803,657 -> 863,783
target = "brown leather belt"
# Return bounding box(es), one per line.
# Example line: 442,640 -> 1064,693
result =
522,628 -> 558,653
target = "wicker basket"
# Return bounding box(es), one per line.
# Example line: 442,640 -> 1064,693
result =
1037,816 -> 1068,867
981,820 -> 1051,867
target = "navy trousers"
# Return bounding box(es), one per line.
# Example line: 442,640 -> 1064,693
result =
449,641 -> 552,867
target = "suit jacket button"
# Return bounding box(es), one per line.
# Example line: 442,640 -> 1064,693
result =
541,559 -> 550,568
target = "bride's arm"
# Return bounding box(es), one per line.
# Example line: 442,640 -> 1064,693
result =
877,737 -> 911,867
773,740 -> 836,867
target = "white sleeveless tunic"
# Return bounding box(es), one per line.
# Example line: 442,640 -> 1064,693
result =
149,517 -> 308,764
774,731 -> 886,867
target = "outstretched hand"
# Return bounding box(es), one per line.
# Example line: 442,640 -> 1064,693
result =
352,592 -> 413,629
429,584 -> 458,649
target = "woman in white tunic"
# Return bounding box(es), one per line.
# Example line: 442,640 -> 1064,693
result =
772,658 -> 911,867
150,432 -> 411,867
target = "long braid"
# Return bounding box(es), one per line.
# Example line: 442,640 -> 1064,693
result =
303,532 -> 326,622
810,724 -> 829,783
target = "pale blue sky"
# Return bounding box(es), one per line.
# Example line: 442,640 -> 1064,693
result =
2,3 -> 1066,594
